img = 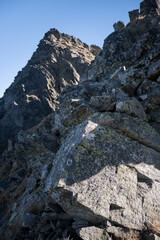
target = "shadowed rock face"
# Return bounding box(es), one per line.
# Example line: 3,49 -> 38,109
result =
0,28 -> 99,153
140,0 -> 160,16
1,1 -> 160,240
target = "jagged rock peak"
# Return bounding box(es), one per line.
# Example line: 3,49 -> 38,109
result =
113,0 -> 160,31
89,44 -> 102,56
43,28 -> 61,40
82,0 -> 160,83
0,28 -> 100,153
38,28 -> 101,57
113,21 -> 126,32
43,28 -> 85,46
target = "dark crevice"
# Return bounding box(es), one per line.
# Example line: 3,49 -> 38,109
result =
135,80 -> 145,97
137,172 -> 153,188
110,204 -> 124,211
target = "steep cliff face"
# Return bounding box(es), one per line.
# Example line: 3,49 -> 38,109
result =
0,1 -> 160,240
0,28 -> 99,153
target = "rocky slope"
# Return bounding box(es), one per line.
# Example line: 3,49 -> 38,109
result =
0,0 -> 160,239
0,29 -> 100,153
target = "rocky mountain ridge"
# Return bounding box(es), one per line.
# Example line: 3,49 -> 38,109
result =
0,29 -> 100,153
0,0 -> 160,239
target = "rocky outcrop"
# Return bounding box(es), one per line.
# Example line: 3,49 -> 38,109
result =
44,1 -> 160,239
140,0 -> 160,16
129,0 -> 160,22
0,28 -> 99,153
0,0 -> 160,239
113,21 -> 126,32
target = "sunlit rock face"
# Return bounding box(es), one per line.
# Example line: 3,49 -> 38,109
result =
1,0 -> 160,240
45,0 -> 160,239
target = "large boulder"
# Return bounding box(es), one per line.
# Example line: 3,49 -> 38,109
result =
46,114 -> 160,231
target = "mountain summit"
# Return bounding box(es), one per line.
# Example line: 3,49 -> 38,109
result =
0,29 -> 100,153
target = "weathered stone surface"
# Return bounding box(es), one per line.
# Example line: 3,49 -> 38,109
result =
14,113 -> 58,177
97,112 -> 160,152
113,21 -> 126,32
72,220 -> 89,230
23,213 -> 40,229
116,97 -> 147,120
142,233 -> 160,240
137,79 -> 160,96
118,67 -> 146,96
76,226 -> 110,240
147,59 -> 160,79
83,10 -> 160,82
150,109 -> 160,123
106,225 -> 140,239
140,0 -> 160,16
129,9 -> 140,21
46,119 -> 160,230
62,104 -> 94,127
89,44 -> 102,56
89,95 -> 115,112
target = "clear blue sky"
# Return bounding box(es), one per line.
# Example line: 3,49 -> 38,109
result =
0,0 -> 141,97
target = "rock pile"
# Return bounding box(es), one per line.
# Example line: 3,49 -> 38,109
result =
45,0 -> 160,239
0,0 -> 160,239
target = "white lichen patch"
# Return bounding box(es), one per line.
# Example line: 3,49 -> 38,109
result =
14,101 -> 18,106
83,121 -> 98,139
66,158 -> 73,166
